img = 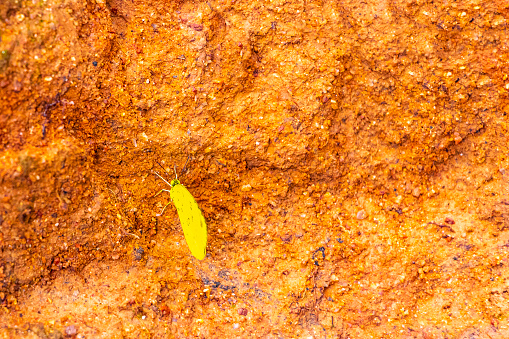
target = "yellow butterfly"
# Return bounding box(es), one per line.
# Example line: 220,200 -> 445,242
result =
154,163 -> 207,260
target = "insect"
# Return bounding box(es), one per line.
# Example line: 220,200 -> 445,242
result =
153,162 -> 207,260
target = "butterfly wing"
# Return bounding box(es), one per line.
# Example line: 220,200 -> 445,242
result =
170,184 -> 207,260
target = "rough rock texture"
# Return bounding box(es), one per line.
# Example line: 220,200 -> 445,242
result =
1,0 -> 508,337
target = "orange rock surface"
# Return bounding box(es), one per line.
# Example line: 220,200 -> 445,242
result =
1,0 -> 508,337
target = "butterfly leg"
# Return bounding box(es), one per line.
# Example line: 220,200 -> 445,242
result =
154,189 -> 172,197
157,201 -> 173,216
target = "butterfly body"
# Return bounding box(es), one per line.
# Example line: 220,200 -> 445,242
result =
169,179 -> 207,260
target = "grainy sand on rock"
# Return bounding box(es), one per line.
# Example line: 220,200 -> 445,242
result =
1,0 -> 508,338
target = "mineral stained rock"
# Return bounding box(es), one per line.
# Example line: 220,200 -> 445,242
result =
1,0 -> 508,338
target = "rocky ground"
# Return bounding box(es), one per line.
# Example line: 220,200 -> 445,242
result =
0,0 -> 508,338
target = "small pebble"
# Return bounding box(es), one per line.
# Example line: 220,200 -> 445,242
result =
133,247 -> 144,261
65,325 -> 77,336
445,217 -> 455,225
454,132 -> 462,144
356,210 -> 367,220
237,308 -> 248,316
13,81 -> 22,92
189,23 -> 203,31
92,61 -> 98,66
233,323 -> 240,329
280,234 -> 292,243
412,188 -> 421,197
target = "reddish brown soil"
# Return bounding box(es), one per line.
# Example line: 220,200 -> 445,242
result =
1,0 -> 508,338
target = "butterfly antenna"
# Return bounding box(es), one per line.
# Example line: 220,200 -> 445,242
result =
179,155 -> 190,177
155,160 -> 173,179
153,171 -> 173,186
